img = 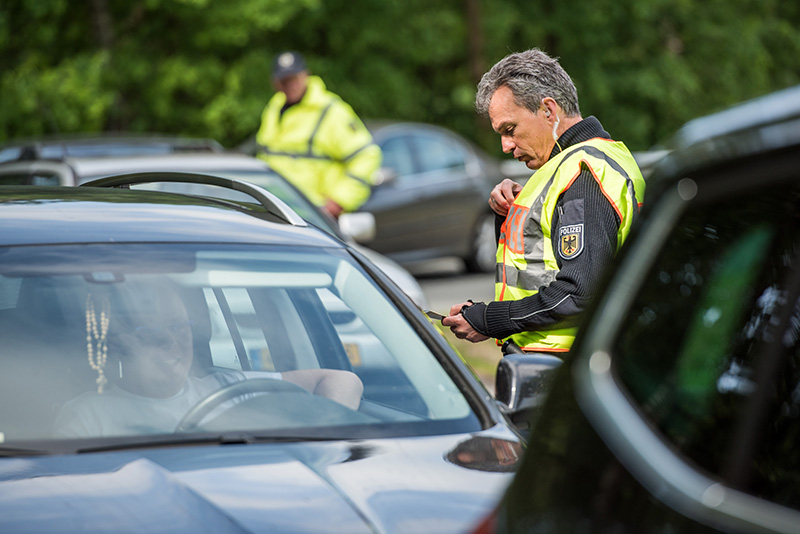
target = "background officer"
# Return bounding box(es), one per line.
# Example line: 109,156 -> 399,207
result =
256,51 -> 382,219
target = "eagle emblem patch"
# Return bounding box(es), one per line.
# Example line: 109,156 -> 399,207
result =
559,224 -> 584,260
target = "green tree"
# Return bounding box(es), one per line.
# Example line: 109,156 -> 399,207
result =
1,0 -> 798,154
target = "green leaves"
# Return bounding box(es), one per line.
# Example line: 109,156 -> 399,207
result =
0,0 -> 798,153
0,51 -> 113,137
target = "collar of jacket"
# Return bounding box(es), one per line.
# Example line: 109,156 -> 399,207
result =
300,75 -> 332,106
549,116 -> 611,160
273,75 -> 332,111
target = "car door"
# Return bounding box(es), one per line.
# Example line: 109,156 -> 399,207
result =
361,127 -> 479,263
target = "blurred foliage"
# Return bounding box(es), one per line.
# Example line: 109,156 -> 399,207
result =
1,0 -> 798,155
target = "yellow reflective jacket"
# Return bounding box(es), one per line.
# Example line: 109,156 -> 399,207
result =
497,137 -> 646,352
256,76 -> 382,212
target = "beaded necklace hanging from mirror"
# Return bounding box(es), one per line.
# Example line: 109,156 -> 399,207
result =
85,293 -> 110,394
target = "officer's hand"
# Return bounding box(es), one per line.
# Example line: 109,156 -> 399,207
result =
488,179 -> 522,216
442,302 -> 490,343
448,301 -> 471,316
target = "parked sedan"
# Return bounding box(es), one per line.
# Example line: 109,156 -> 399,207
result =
473,85 -> 800,533
0,178 -> 525,533
361,121 -> 504,273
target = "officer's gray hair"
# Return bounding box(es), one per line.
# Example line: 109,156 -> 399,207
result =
475,48 -> 580,118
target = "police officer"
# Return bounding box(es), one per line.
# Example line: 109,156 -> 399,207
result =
256,51 -> 382,219
443,48 -> 646,354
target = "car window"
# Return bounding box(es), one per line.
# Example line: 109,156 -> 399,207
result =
0,147 -> 22,163
612,180 -> 800,509
0,243 -> 477,445
0,171 -> 61,186
379,135 -> 415,177
410,132 -> 466,174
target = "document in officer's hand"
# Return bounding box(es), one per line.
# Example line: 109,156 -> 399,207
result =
425,310 -> 448,321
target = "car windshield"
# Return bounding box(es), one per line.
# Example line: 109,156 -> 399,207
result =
0,243 -> 478,446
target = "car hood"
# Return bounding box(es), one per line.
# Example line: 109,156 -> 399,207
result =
0,431 -> 520,533
351,242 -> 428,308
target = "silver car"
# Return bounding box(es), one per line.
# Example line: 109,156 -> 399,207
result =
0,148 -> 428,308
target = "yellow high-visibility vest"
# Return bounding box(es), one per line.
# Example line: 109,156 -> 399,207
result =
256,76 -> 381,212
496,138 -> 646,352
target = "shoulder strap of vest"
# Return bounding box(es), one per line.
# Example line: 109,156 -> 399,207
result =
550,140 -> 640,209
306,100 -> 336,155
571,142 -> 636,183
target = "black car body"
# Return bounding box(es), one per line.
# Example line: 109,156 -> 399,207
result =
0,178 -> 526,533
358,121 -> 504,273
238,120 -> 507,273
475,85 -> 800,533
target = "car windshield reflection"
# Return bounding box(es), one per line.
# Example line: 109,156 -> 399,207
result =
0,243 -> 477,446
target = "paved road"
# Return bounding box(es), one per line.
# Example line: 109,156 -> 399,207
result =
409,259 -> 502,391
418,273 -> 495,314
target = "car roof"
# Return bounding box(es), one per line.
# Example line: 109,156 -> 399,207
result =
650,84 -> 800,182
365,119 -> 478,145
0,185 -> 341,248
0,134 -> 223,163
672,84 -> 800,149
364,119 -> 500,170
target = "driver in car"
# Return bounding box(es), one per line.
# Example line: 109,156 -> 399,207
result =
53,284 -> 363,438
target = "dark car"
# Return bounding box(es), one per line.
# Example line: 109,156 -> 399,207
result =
360,121 -> 504,273
237,121 -> 508,273
474,85 -> 800,534
0,176 -> 527,533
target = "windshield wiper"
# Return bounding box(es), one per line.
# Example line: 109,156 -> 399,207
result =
0,445 -> 52,457
75,432 -> 338,454
75,433 -> 255,454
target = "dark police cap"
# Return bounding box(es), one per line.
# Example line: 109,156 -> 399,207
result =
271,51 -> 308,80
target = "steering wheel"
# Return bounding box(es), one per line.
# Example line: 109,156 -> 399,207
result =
175,377 -> 309,432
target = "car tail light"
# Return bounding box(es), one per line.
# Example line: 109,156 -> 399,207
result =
470,508 -> 497,534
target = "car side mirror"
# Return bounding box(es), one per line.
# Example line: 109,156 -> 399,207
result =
338,212 -> 376,244
373,167 -> 398,186
494,353 -> 563,432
